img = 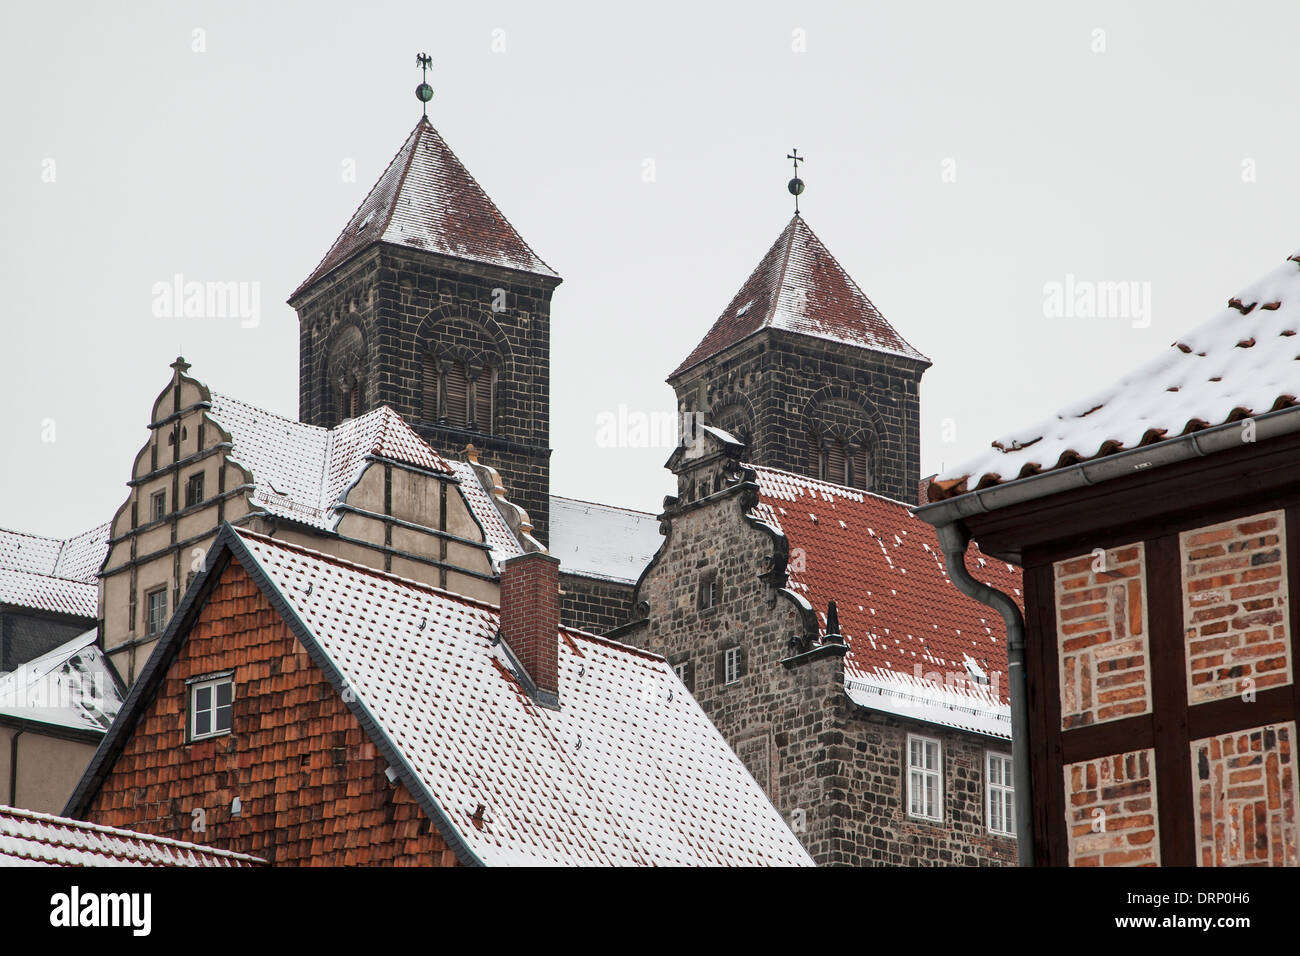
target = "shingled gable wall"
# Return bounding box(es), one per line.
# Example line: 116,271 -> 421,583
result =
619,436 -> 1015,865
82,555 -> 460,866
293,245 -> 557,545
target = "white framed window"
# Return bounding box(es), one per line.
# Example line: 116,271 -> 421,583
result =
673,661 -> 689,682
907,734 -> 942,821
146,586 -> 168,636
987,751 -> 1016,836
724,646 -> 741,684
150,490 -> 166,523
699,573 -> 717,611
190,675 -> 234,741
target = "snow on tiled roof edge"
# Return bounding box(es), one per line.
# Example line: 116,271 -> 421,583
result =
932,250 -> 1300,500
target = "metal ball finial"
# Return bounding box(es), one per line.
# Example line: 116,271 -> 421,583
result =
788,177 -> 805,196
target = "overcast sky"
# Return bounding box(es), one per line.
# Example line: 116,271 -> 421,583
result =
3,1 -> 1298,538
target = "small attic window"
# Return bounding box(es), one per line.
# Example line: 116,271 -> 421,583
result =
189,674 -> 234,741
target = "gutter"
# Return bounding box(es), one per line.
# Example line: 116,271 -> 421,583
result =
934,523 -> 1033,866
913,402 -> 1300,867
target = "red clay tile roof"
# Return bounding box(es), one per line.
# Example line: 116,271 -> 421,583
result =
752,466 -> 1022,737
931,249 -> 1300,501
0,805 -> 263,867
291,118 -> 557,300
672,215 -> 928,378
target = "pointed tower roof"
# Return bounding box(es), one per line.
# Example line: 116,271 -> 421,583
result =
671,215 -> 927,378
291,118 -> 558,300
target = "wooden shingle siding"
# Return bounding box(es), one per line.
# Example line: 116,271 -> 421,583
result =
84,557 -> 459,866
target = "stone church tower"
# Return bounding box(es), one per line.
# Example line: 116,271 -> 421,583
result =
289,117 -> 561,542
669,213 -> 930,503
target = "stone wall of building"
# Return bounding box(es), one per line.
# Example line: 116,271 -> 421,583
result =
559,573 -> 635,635
294,247 -> 558,543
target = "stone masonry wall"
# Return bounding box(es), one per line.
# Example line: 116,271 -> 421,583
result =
1180,511 -> 1292,705
559,573 -> 635,635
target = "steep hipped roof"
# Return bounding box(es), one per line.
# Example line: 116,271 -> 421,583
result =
292,118 -> 558,299
672,215 -> 928,378
71,527 -> 810,866
206,395 -> 453,531
931,250 -> 1300,500
751,465 -> 1022,738
548,496 -> 661,584
0,524 -> 108,618
0,805 -> 262,867
0,629 -> 124,732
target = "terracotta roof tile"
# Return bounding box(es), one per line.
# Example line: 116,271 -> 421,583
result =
673,215 -> 927,377
292,118 -> 557,300
0,805 -> 263,867
933,250 -> 1300,500
752,466 -> 1021,737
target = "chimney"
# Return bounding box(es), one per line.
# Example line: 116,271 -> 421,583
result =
499,551 -> 561,705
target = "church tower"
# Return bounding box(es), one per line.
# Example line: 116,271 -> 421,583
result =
289,104 -> 561,542
669,209 -> 930,504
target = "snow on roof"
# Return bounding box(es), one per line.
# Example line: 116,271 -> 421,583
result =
0,805 -> 263,867
548,496 -> 662,584
0,629 -> 124,732
672,214 -> 928,377
751,466 -> 1021,738
292,117 -> 557,299
445,459 -> 524,568
0,523 -> 107,617
234,531 -> 810,866
932,250 -> 1300,500
207,395 -> 452,531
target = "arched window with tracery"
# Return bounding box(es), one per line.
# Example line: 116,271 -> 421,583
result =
809,432 -> 871,490
423,353 -> 495,431
327,326 -> 367,425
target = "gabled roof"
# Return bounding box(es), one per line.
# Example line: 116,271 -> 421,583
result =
444,459 -> 525,569
71,526 -> 810,867
0,805 -> 262,867
672,215 -> 928,378
291,118 -> 558,299
751,466 -> 1022,738
0,524 -> 108,617
931,249 -> 1300,500
207,395 -> 453,530
0,629 -> 124,732
548,495 -> 661,584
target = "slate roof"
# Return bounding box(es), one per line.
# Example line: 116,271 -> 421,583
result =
0,806 -> 263,867
76,527 -> 810,866
292,117 -> 557,299
751,466 -> 1021,738
207,395 -> 454,531
0,629 -> 124,732
444,460 -> 525,569
0,524 -> 108,618
548,496 -> 661,584
672,214 -> 928,377
931,249 -> 1300,500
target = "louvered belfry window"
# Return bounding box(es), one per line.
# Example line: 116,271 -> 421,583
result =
428,358 -> 492,431
472,368 -> 493,431
421,354 -> 439,421
443,362 -> 469,426
810,433 -> 871,491
825,442 -> 847,485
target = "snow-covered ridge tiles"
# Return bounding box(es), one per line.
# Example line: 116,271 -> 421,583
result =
207,395 -> 452,531
750,465 -> 1022,738
932,250 -> 1300,500
0,805 -> 263,867
234,530 -> 811,866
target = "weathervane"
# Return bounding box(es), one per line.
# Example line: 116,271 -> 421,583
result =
787,148 -> 805,214
415,53 -> 434,117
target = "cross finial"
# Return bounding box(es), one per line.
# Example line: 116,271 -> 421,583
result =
415,53 -> 434,117
787,148 -> 806,214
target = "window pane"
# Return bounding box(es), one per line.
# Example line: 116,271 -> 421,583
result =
215,703 -> 233,733
194,710 -> 211,737
195,686 -> 211,712
216,681 -> 232,708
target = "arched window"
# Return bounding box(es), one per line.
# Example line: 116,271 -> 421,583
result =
809,433 -> 871,490
327,326 -> 366,425
423,355 -> 493,431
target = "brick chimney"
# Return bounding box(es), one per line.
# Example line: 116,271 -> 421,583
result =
499,551 -> 561,704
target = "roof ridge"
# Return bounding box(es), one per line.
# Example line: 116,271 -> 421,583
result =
749,461 -> 915,509
376,119 -> 423,241
210,390 -> 327,436
0,565 -> 100,587
0,804 -> 264,862
413,122 -> 557,278
769,214 -> 801,327
550,493 -> 656,517
290,121 -> 425,299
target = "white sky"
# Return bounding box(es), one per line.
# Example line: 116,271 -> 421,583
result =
3,1 -> 1298,537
